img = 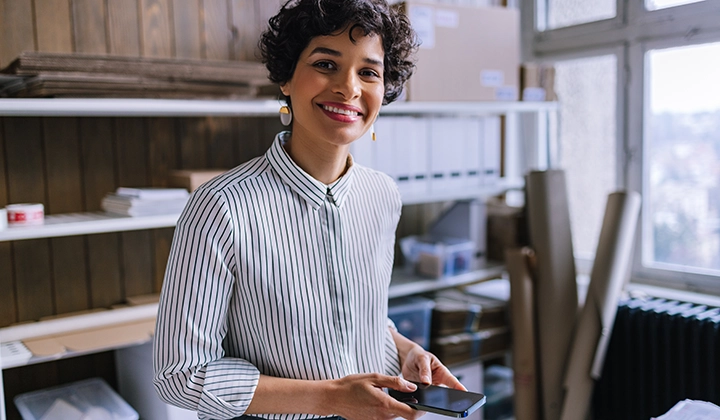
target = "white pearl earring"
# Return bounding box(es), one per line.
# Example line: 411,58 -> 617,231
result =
280,105 -> 292,126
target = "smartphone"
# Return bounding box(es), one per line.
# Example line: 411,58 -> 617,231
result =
389,382 -> 486,418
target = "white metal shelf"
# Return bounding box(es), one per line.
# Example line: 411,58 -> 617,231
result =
0,98 -> 557,117
0,212 -> 180,242
0,264 -> 504,369
400,177 -> 524,205
388,264 -> 505,299
0,178 -> 522,242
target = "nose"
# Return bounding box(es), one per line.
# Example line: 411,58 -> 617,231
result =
332,70 -> 361,99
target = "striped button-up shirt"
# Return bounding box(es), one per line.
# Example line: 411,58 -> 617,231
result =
154,132 -> 402,420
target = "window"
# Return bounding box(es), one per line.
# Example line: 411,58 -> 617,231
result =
525,0 -> 720,293
537,0 -> 616,31
554,55 -> 617,259
644,42 -> 720,276
645,0 -> 705,11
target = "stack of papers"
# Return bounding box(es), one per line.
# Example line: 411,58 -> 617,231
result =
653,399 -> 720,419
101,187 -> 189,217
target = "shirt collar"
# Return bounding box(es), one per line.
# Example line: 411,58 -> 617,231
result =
265,132 -> 355,210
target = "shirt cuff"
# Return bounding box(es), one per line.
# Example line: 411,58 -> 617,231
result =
197,358 -> 261,420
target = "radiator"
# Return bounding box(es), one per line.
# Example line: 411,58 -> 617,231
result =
592,297 -> 720,420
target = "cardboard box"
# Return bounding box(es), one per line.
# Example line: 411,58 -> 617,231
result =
168,169 -> 228,192
398,2 -> 520,101
521,62 -> 557,101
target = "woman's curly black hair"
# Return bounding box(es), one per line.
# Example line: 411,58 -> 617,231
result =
259,0 -> 418,106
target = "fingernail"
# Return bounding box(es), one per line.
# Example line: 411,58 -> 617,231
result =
404,380 -> 417,390
422,375 -> 431,383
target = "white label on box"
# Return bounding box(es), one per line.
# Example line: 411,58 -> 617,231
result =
481,70 -> 504,87
522,87 -> 546,101
495,86 -> 518,101
435,9 -> 459,28
409,5 -> 435,49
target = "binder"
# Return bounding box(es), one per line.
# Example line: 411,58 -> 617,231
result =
372,117 -> 397,180
462,117 -> 483,190
483,116 -> 501,185
393,116 -> 414,195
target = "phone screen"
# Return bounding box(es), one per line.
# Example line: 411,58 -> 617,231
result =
389,382 -> 486,418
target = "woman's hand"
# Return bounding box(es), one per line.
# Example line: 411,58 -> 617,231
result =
390,328 -> 466,391
400,345 -> 466,391
325,373 -> 425,420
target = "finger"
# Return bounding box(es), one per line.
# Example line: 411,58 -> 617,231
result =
418,357 -> 432,385
374,374 -> 418,392
432,369 -> 467,391
387,395 -> 423,420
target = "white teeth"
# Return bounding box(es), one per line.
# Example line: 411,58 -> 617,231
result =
323,105 -> 359,116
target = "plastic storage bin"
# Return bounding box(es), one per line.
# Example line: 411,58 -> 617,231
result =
14,377 -> 139,420
400,235 -> 475,278
388,296 -> 435,349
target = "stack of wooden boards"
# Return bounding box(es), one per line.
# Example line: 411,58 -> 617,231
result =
0,51 -> 273,98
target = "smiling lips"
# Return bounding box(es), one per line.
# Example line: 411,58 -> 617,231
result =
320,103 -> 363,122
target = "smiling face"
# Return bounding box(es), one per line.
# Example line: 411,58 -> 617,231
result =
280,26 -> 385,150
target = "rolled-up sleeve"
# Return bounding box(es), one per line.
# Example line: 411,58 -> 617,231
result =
153,187 -> 259,420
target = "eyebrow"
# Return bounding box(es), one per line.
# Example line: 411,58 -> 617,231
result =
309,46 -> 384,68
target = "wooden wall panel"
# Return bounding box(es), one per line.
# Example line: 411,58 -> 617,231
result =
177,118 -> 209,169
43,118 -> 89,314
4,118 -> 54,322
34,0 -> 73,54
230,0 -> 258,61
207,118 -> 236,168
115,118 -> 154,297
172,0 -> 202,59
72,0 -> 108,54
201,0 -> 231,60
140,0 -> 173,58
0,0 -> 36,69
147,117 -> 178,186
79,118 -> 123,308
107,0 -> 141,56
0,120 -> 17,327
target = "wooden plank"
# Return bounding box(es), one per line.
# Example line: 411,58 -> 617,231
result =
172,0 -> 201,59
72,0 -> 108,54
207,117 -> 236,168
201,0 -> 231,60
13,239 -> 54,321
235,117 -> 264,163
0,120 -> 17,328
230,0 -> 258,61
42,117 -> 89,314
115,118 -> 153,298
107,0 -> 141,56
0,1 -> 36,70
177,117 -> 208,169
4,118 -> 54,322
153,227 -> 174,292
79,118 -> 123,308
43,118 -> 83,213
146,117 -> 177,291
140,0 -> 172,58
256,0 -> 281,27
147,117 -> 177,186
34,0 -> 73,53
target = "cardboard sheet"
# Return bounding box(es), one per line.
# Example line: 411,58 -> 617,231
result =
560,191 -> 641,420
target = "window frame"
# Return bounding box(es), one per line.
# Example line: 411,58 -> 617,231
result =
523,0 -> 720,294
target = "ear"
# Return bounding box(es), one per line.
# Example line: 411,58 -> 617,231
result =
279,82 -> 290,97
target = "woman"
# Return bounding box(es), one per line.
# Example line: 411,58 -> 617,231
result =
153,1 -> 464,419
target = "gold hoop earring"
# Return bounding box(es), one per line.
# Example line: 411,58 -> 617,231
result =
280,105 -> 292,126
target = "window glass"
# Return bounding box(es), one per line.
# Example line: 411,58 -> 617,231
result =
554,55 -> 617,259
645,42 -> 720,275
645,0 -> 705,11
538,0 -> 616,31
